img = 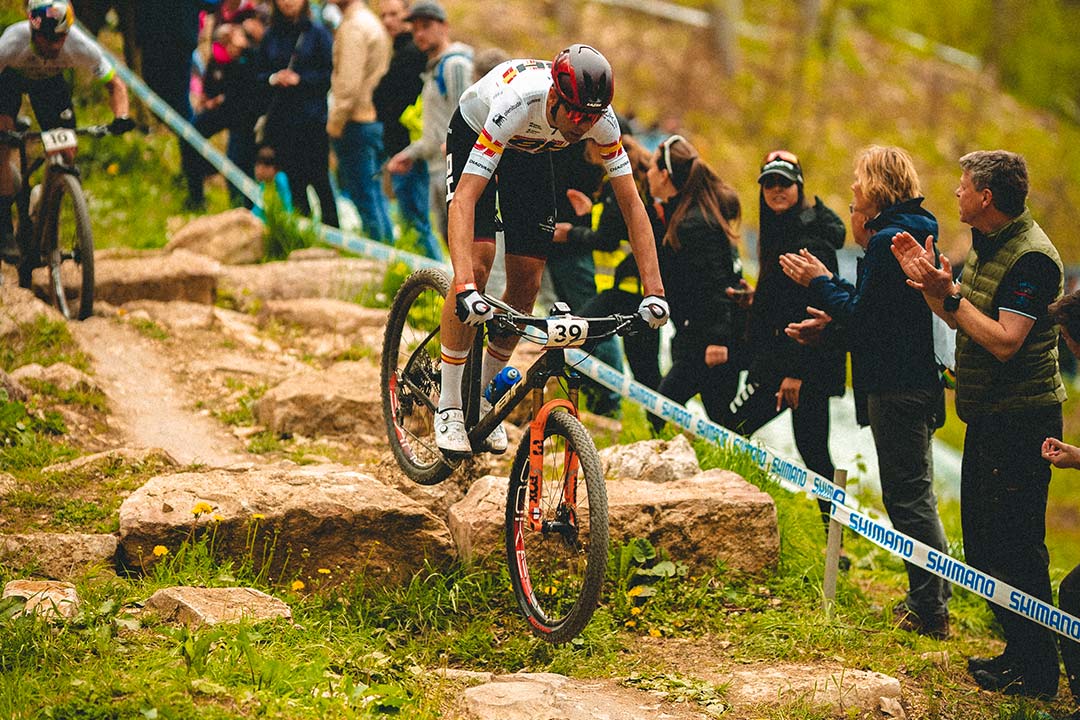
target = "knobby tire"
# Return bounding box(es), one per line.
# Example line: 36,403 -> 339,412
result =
505,410 -> 609,643
40,172 -> 94,320
381,268 -> 456,485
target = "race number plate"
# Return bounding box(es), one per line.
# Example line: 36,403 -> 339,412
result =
544,318 -> 588,347
40,128 -> 77,154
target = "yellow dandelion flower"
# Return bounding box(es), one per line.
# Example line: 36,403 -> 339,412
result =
252,513 -> 265,520
192,501 -> 213,516
630,606 -> 642,616
291,580 -> 305,591
317,568 -> 331,575
648,628 -> 662,638
152,545 -> 169,557
626,586 -> 645,598
106,163 -> 119,175
624,620 -> 637,628
212,514 -> 224,522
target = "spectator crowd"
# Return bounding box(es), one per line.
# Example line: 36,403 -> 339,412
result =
36,1 -> 1080,714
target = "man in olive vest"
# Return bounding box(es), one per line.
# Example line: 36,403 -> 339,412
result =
893,150 -> 1065,699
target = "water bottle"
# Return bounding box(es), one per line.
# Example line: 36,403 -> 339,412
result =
484,366 -> 521,404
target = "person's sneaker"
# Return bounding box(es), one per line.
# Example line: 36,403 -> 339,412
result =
435,408 -> 471,455
477,398 -> 508,454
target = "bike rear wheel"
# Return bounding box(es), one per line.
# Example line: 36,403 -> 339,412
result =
505,410 -> 609,643
381,268 -> 457,485
40,173 -> 94,320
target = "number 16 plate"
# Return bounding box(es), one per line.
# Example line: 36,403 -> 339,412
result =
41,128 -> 77,153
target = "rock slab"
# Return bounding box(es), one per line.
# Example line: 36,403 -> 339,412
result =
94,249 -> 221,306
254,361 -> 381,438
165,208 -> 264,265
599,434 -> 700,484
3,579 -> 80,619
117,464 -> 456,584
145,586 -> 291,627
0,533 -> 118,579
448,468 -> 778,573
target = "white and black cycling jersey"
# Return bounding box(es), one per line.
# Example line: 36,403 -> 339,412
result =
0,22 -> 114,82
456,58 -> 629,181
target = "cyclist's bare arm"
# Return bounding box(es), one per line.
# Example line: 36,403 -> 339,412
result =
446,172 -> 490,289
442,171 -> 492,351
105,74 -> 130,120
611,172 -> 664,297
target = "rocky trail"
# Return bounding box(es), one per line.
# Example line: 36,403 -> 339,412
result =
69,316 -> 249,467
0,226 -> 918,719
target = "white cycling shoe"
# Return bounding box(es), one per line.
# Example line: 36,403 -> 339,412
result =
435,408 -> 471,454
478,398 -> 508,455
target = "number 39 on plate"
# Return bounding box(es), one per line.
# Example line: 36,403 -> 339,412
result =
545,318 -> 588,347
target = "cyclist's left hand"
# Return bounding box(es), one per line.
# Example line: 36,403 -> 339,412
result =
108,116 -> 136,135
638,295 -> 669,329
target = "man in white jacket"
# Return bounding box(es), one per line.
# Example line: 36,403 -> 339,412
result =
327,0 -> 392,243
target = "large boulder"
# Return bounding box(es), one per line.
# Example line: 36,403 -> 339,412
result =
254,361 -> 380,438
117,463 -> 456,584
447,475 -> 508,562
599,434 -> 700,483
144,586 -> 291,627
0,533 -> 118,578
165,208 -> 264,265
448,468 -> 778,573
94,249 -> 221,306
608,469 -> 778,573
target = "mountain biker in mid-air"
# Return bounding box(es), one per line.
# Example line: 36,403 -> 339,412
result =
436,43 -> 670,454
0,0 -> 135,263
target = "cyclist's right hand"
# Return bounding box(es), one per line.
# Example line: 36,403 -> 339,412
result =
108,116 -> 136,135
455,285 -> 493,326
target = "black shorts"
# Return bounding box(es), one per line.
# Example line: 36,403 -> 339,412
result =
445,109 -> 555,259
0,70 -> 76,130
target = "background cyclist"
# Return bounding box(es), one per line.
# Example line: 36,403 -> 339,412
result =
435,43 -> 670,455
0,0 -> 134,264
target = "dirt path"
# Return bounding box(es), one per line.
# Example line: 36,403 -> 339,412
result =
70,317 -> 251,467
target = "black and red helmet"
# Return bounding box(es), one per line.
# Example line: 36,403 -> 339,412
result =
551,44 -> 614,120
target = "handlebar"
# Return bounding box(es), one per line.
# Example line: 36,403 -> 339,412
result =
481,291 -> 647,347
0,123 -> 138,147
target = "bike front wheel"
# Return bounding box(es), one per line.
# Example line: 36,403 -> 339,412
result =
39,173 -> 94,320
505,410 -> 609,643
381,268 -> 457,485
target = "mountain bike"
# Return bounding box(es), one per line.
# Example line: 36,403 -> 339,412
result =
1,121 -> 126,320
381,267 -> 644,643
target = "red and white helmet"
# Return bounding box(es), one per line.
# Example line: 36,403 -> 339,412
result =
28,0 -> 75,37
551,44 -> 614,121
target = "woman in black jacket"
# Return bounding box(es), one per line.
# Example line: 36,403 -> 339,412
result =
727,150 -> 847,529
646,135 -> 743,431
255,0 -> 338,226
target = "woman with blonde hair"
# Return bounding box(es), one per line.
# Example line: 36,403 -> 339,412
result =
780,145 -> 951,638
646,134 -> 744,431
